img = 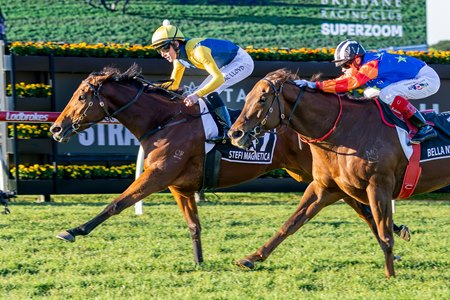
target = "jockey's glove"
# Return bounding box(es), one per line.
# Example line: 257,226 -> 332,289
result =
294,79 -> 317,89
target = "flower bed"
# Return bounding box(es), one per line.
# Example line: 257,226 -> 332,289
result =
6,82 -> 51,97
10,163 -> 137,180
8,42 -> 450,64
8,124 -> 52,139
10,163 -> 289,180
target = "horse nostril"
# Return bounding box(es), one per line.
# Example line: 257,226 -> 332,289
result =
50,125 -> 61,134
231,130 -> 243,139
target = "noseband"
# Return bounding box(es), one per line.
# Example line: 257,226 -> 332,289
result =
72,80 -> 145,131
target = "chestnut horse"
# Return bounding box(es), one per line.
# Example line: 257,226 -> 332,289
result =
50,65 -> 409,264
229,68 -> 450,277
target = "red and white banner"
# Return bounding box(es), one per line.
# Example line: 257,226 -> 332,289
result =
0,111 -> 119,124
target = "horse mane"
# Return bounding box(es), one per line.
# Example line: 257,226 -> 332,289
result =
265,68 -> 300,82
88,64 -> 180,99
89,63 -> 143,85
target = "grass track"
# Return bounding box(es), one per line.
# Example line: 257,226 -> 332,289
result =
0,193 -> 449,299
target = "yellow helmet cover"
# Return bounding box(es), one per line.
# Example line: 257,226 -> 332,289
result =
151,19 -> 185,48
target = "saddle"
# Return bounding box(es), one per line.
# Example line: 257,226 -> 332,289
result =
376,98 -> 450,161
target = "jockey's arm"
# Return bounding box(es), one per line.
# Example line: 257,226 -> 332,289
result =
169,60 -> 186,91
192,46 -> 225,97
317,60 -> 379,93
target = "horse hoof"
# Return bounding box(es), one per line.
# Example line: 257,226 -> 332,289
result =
56,231 -> 75,242
395,225 -> 411,242
235,258 -> 255,270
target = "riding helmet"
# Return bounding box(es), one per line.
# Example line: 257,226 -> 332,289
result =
151,20 -> 185,50
332,39 -> 366,67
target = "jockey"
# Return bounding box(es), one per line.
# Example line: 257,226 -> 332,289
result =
151,20 -> 254,141
297,39 -> 440,144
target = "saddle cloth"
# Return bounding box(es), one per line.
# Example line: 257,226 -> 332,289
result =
376,99 -> 450,162
199,99 -> 277,164
198,99 -> 277,191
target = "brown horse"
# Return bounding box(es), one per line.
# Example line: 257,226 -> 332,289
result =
49,64 -> 409,265
229,68 -> 450,277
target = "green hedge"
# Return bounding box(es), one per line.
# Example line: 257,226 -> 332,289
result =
8,41 -> 450,64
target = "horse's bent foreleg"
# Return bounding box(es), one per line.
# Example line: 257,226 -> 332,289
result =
342,197 -> 384,244
171,188 -> 203,264
56,169 -> 169,242
367,183 -> 395,278
343,197 -> 411,242
236,182 -> 341,269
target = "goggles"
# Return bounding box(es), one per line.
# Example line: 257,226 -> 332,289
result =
156,42 -> 172,54
341,60 -> 353,69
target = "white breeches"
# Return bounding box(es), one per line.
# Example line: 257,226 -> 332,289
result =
378,65 -> 440,105
197,48 -> 254,96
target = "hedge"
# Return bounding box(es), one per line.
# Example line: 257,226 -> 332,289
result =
8,41 -> 450,64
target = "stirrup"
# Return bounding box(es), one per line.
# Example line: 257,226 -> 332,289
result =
410,126 -> 437,144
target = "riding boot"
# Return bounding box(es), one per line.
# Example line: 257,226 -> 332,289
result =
214,106 -> 232,141
390,96 -> 437,144
408,111 -> 437,144
205,92 -> 232,141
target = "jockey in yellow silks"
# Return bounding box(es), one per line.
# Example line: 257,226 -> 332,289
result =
151,20 -> 254,141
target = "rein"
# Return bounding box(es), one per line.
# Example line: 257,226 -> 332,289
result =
299,93 -> 343,144
262,78 -> 343,143
78,79 -> 202,142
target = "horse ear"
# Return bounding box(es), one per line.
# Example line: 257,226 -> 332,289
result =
310,73 -> 322,81
122,63 -> 142,79
129,63 -> 142,76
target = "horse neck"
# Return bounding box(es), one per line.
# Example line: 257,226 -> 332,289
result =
102,83 -> 182,139
285,89 -> 353,143
276,125 -> 313,173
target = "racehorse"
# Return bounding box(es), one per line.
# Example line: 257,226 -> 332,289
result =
228,68 -> 450,277
49,64 -> 409,265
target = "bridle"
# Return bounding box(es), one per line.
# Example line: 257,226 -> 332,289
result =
72,80 -> 145,132
255,78 -> 342,143
251,78 -> 303,136
72,79 -> 202,142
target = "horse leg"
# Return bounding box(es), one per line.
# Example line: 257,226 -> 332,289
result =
342,197 -> 383,240
367,184 -> 396,278
236,182 -> 341,269
343,197 -> 411,242
56,169 -> 171,242
170,188 -> 203,264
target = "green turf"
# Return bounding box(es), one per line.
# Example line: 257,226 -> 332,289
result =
1,193 -> 449,299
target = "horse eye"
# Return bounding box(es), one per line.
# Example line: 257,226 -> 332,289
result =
259,96 -> 266,104
79,95 -> 86,101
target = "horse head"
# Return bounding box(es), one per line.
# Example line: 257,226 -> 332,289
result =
229,68 -> 300,149
50,64 -> 144,142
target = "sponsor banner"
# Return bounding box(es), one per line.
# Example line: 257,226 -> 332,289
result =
0,111 -> 58,122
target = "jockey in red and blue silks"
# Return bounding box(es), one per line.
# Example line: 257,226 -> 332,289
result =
297,40 -> 440,144
151,20 -> 254,141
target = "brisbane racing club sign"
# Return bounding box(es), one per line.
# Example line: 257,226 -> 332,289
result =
314,0 -> 426,49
